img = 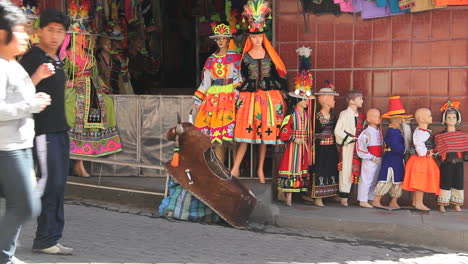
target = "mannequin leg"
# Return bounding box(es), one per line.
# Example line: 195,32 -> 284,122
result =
257,144 -> 267,183
414,191 -> 430,211
285,192 -> 292,207
372,195 -> 383,208
314,198 -> 324,207
74,160 -> 90,178
231,143 -> 248,178
439,205 -> 446,213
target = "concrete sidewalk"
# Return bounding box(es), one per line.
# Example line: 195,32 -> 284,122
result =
65,176 -> 468,252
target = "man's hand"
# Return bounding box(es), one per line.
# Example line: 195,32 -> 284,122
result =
31,63 -> 55,85
35,92 -> 51,112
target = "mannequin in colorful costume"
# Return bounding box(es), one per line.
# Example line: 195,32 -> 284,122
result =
64,5 -> 123,177
402,108 -> 440,211
373,96 -> 412,209
305,82 -> 340,207
277,47 -> 314,206
193,22 -> 242,162
334,90 -> 365,206
435,101 -> 468,212
356,108 -> 383,208
20,0 -> 40,46
231,0 -> 287,183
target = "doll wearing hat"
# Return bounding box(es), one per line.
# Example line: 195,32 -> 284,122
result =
277,87 -> 315,206
302,81 -> 340,207
231,0 -> 287,182
356,108 -> 383,208
402,108 -> 440,211
435,101 -> 468,212
373,96 -> 413,209
334,90 -> 365,206
277,47 -> 314,206
193,22 -> 242,162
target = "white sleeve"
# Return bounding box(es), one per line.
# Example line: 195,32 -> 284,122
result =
0,71 -> 41,121
413,129 -> 429,157
357,131 -> 375,160
334,111 -> 348,145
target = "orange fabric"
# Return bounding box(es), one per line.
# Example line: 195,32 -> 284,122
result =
194,89 -> 236,144
435,0 -> 468,5
234,90 -> 286,144
242,34 -> 287,78
402,155 -> 440,194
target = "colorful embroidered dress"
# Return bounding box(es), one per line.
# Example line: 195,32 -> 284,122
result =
310,111 -> 339,198
277,109 -> 311,192
234,53 -> 287,144
193,51 -> 241,144
65,34 -> 123,157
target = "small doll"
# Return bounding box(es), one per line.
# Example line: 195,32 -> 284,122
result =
373,96 -> 413,209
304,82 -> 340,207
402,108 -> 440,211
435,101 -> 468,212
277,93 -> 314,207
357,108 -> 383,208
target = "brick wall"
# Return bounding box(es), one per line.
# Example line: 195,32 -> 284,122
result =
275,1 -> 468,208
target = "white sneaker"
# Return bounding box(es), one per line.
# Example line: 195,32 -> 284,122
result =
33,243 -> 73,255
12,256 -> 27,264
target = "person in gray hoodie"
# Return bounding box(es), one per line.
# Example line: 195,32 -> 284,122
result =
0,1 -> 54,263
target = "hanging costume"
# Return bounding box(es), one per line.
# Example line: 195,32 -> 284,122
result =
435,101 -> 468,206
193,23 -> 242,144
65,1 -> 123,157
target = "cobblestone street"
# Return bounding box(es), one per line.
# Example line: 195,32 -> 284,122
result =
14,202 -> 468,264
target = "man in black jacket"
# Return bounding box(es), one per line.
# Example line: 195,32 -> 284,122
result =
20,8 -> 73,255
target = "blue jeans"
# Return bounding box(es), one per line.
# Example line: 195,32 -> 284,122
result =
32,132 -> 70,249
0,149 -> 41,264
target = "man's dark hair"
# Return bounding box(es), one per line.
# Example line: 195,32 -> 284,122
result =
0,0 -> 27,44
39,8 -> 70,30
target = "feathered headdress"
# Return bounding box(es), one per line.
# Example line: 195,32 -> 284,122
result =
242,0 -> 272,33
19,0 -> 40,19
291,46 -> 314,98
68,0 -> 92,33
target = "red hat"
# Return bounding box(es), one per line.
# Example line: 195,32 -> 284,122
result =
382,96 -> 413,118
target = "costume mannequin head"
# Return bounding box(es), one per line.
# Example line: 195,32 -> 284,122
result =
25,18 -> 37,36
214,36 -> 229,51
346,90 -> 363,108
443,108 -> 461,127
389,117 -> 403,128
366,108 -> 381,128
249,33 -> 263,47
98,37 -> 111,54
415,108 -> 432,126
318,94 -> 335,110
